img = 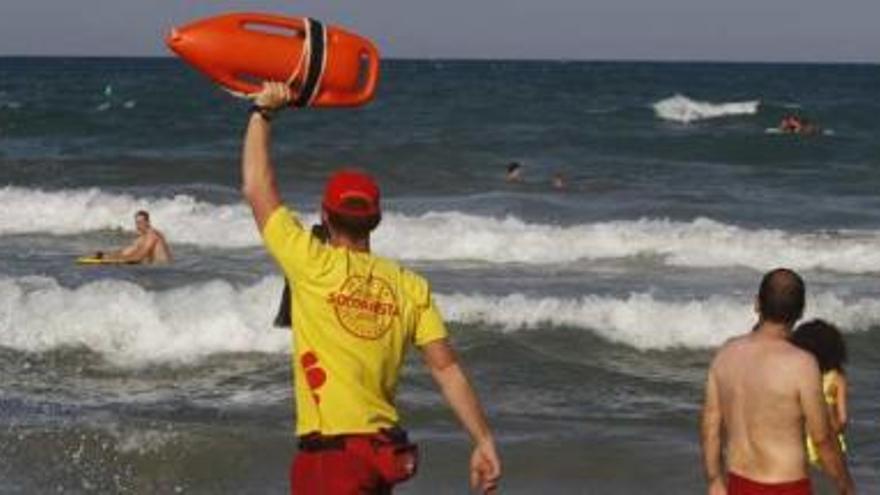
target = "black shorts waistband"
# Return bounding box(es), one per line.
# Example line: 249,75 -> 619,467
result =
297,427 -> 409,452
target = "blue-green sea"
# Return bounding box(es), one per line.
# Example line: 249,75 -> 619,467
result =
1,58 -> 879,493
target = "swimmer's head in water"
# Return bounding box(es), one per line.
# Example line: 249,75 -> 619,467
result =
506,162 -> 522,182
135,210 -> 150,234
757,268 -> 805,326
321,169 -> 381,240
791,319 -> 847,373
552,173 -> 566,189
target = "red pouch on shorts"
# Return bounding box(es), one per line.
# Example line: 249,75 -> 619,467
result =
372,437 -> 419,484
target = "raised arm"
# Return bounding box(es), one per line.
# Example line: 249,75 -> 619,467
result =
701,362 -> 726,495
800,359 -> 854,494
241,83 -> 290,231
421,339 -> 501,494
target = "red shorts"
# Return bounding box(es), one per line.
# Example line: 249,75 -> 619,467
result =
728,472 -> 812,495
290,431 -> 418,495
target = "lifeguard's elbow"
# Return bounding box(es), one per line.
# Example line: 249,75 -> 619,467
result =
242,184 -> 260,203
242,177 -> 275,204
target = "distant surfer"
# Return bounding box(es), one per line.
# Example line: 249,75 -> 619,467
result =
701,269 -> 853,495
243,82 -> 500,494
779,114 -> 820,135
92,210 -> 172,264
505,161 -> 523,182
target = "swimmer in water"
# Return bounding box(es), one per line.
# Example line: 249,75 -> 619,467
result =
505,162 -> 523,182
780,114 -> 803,133
779,114 -> 820,135
93,210 -> 172,264
552,173 -> 567,191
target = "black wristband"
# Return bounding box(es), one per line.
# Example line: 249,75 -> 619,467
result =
250,105 -> 275,121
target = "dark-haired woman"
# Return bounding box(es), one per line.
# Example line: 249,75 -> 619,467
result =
791,319 -> 848,467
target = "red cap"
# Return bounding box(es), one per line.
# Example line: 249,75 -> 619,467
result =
322,169 -> 381,217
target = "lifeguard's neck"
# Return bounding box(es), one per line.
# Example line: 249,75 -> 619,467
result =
330,235 -> 370,253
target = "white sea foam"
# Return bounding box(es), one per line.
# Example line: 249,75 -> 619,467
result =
653,94 -> 759,123
0,276 -> 287,366
0,276 -> 878,364
379,212 -> 880,273
111,427 -> 177,455
438,292 -> 880,350
0,186 -> 257,247
3,186 -> 880,273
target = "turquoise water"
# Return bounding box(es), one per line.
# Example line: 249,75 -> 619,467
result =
1,58 -> 879,493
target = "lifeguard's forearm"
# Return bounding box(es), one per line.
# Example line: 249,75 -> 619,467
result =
241,113 -> 281,229
431,362 -> 494,445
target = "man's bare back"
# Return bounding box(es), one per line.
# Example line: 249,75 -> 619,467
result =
710,332 -> 816,481
701,269 -> 853,495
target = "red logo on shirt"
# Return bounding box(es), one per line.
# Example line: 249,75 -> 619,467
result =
300,351 -> 326,405
327,275 -> 400,339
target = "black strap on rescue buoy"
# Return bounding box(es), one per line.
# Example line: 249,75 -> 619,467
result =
293,18 -> 327,107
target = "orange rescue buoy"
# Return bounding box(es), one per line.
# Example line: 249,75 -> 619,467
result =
166,13 -> 380,108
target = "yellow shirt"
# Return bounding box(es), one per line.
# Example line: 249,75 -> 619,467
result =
262,206 -> 448,436
806,371 -> 847,464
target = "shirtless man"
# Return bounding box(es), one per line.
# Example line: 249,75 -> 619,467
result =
701,269 -> 854,495
95,210 -> 172,264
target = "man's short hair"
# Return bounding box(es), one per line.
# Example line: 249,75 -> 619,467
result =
135,210 -> 150,221
325,197 -> 380,240
757,268 -> 805,326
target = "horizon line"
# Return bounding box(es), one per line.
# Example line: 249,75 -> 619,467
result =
0,54 -> 877,67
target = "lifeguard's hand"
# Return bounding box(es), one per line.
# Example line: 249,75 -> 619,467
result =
253,82 -> 291,111
470,439 -> 501,494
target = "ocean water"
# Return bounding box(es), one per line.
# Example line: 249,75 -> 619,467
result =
1,58 -> 879,493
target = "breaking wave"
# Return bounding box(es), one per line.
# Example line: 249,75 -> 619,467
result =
3,187 -> 880,273
653,94 -> 759,123
1,277 -> 878,365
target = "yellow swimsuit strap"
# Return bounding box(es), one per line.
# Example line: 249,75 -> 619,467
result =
822,371 -> 838,406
